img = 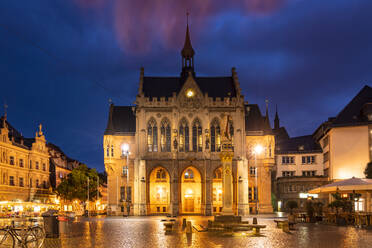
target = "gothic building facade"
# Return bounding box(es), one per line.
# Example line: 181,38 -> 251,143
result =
104,24 -> 275,216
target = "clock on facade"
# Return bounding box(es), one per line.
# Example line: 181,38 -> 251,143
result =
186,89 -> 194,98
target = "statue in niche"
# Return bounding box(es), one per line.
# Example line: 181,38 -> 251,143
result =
222,114 -> 232,142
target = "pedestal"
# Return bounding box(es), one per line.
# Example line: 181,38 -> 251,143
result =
220,144 -> 234,216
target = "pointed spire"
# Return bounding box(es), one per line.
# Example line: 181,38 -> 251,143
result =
264,99 -> 271,129
181,12 -> 195,78
181,12 -> 195,58
274,104 -> 280,129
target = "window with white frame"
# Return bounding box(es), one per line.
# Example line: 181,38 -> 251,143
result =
282,156 -> 295,165
302,155 -> 316,164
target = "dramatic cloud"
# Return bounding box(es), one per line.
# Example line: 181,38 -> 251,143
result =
0,0 -> 371,171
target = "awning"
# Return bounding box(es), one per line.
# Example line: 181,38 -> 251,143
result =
308,177 -> 372,194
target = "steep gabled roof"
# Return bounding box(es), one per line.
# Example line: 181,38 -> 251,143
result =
245,104 -> 272,135
276,135 -> 322,154
332,85 -> 372,125
105,105 -> 136,135
273,127 -> 290,142
142,76 -> 236,99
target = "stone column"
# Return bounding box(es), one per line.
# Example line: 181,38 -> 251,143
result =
257,162 -> 273,213
139,159 -> 147,215
170,159 -> 179,216
133,159 -> 147,215
204,160 -> 212,216
220,149 -> 234,215
237,159 -> 249,216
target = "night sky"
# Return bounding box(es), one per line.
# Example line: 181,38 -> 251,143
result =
1,0 -> 371,172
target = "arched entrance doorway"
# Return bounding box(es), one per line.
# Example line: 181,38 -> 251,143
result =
148,167 -> 170,214
181,167 -> 202,214
212,167 -> 223,214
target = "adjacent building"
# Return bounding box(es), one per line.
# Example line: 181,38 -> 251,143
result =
103,23 -> 275,216
314,85 -> 372,180
274,133 -> 328,211
0,115 -> 53,214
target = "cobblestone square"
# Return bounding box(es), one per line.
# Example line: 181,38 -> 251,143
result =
40,216 -> 372,248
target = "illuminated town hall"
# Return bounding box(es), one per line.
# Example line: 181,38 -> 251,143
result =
103,23 -> 275,216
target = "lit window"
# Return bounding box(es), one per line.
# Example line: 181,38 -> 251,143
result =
184,169 -> 194,179
211,119 -> 221,152
160,119 -> 171,152
250,166 -> 256,176
147,118 -> 158,152
9,176 -> 14,186
179,119 -> 189,152
192,119 -> 202,152
19,177 -> 24,187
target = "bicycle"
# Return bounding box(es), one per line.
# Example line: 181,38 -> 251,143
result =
0,222 -> 45,248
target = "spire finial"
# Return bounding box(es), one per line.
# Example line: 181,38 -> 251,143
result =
274,104 -> 280,129
187,11 -> 189,26
265,99 -> 269,116
181,11 -> 195,77
38,123 -> 43,136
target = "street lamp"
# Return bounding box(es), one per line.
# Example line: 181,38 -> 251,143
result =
253,144 -> 263,214
121,143 -> 130,214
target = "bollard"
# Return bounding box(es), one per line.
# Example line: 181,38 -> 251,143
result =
253,217 -> 258,225
282,221 -> 290,233
186,221 -> 192,234
182,218 -> 187,229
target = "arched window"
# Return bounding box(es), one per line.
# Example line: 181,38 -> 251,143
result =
192,119 -> 202,152
156,168 -> 167,179
160,119 -> 171,152
106,146 -> 109,157
147,118 -> 158,152
111,145 -> 114,157
210,119 -> 221,152
179,118 -> 189,152
184,169 -> 194,179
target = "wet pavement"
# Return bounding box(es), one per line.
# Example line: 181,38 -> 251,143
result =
37,216 -> 372,248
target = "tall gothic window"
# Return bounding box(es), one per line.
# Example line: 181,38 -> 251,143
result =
192,119 -> 202,152
160,119 -> 171,152
111,145 -> 114,157
147,118 -> 158,152
210,119 -> 221,152
106,145 -> 109,157
179,118 -> 189,152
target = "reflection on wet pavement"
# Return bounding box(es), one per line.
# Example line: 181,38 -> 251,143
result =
41,216 -> 372,248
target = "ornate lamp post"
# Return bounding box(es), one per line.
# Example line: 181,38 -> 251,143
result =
253,144 -> 263,214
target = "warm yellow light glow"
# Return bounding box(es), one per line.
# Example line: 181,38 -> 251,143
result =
186,89 -> 194,98
185,188 -> 194,198
217,189 -> 222,194
157,188 -> 163,194
121,143 -> 129,154
254,144 -> 263,154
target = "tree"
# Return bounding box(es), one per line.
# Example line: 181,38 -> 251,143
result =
56,164 -> 102,202
286,200 -> 298,214
364,161 -> 372,179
